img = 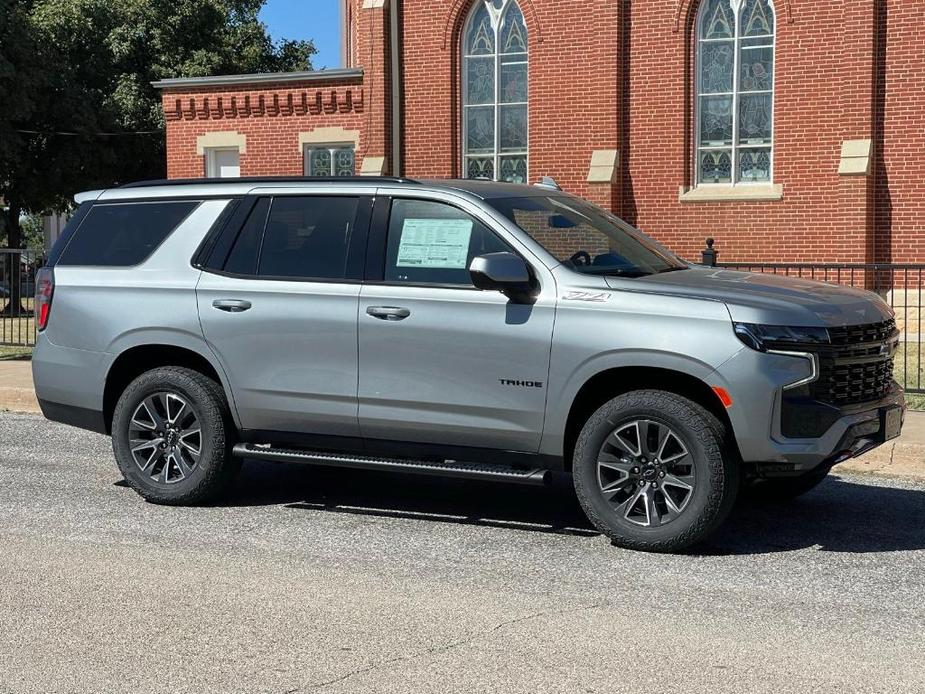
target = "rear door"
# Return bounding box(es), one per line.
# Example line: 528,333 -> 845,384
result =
197,191 -> 372,437
357,191 -> 557,452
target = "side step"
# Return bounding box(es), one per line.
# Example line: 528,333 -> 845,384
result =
232,443 -> 551,486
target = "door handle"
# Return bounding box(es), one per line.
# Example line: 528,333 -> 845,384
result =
212,299 -> 252,313
366,306 -> 411,321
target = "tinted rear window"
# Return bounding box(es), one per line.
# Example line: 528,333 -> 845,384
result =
257,196 -> 358,280
58,201 -> 199,266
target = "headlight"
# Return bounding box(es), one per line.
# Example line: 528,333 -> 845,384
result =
733,323 -> 830,352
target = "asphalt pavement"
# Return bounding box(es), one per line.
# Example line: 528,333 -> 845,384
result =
1,411 -> 924,693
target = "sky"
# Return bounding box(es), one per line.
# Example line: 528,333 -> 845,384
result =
260,0 -> 343,70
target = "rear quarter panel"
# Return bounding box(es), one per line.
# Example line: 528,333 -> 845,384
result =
38,200 -> 233,417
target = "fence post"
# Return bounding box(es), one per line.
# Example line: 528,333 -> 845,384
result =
701,237 -> 718,267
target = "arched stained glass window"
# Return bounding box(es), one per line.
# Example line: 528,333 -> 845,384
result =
463,0 -> 528,183
696,0 -> 775,185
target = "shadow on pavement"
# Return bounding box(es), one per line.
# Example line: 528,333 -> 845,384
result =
227,459 -> 598,537
703,474 -> 925,555
218,461 -> 925,553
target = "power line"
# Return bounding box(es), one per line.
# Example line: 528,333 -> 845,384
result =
14,128 -> 163,137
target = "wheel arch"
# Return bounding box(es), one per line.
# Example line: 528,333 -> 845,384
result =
559,366 -> 738,472
103,344 -> 236,434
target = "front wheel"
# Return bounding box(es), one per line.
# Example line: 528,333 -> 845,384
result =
112,366 -> 240,505
573,390 -> 739,553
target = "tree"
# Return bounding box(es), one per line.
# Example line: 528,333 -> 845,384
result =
0,0 -> 315,314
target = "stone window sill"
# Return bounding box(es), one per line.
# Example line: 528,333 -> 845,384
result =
678,184 -> 783,203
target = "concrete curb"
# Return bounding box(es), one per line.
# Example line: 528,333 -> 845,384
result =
1,359 -> 923,480
0,361 -> 40,414
0,387 -> 40,413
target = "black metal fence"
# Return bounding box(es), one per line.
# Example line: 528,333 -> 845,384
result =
2,242 -> 924,394
1,248 -> 44,348
702,240 -> 924,394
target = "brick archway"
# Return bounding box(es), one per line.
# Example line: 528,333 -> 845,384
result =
674,0 -> 793,33
441,0 -> 544,51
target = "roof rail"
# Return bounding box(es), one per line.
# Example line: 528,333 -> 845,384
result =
120,176 -> 419,189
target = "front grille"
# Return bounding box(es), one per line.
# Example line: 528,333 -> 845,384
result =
828,319 -> 896,346
812,358 -> 895,406
809,319 -> 898,406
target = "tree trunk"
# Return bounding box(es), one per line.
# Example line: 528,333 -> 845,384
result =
1,201 -> 31,317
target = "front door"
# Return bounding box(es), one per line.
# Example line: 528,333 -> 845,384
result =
357,195 -> 556,452
197,194 -> 368,436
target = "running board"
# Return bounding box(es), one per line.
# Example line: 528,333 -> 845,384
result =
232,443 -> 551,486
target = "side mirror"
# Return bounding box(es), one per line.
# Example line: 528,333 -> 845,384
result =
469,252 -> 536,303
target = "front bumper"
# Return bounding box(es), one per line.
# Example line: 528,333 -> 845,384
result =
711,347 -> 906,475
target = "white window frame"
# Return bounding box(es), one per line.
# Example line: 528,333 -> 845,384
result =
303,143 -> 357,177
694,0 -> 776,188
204,147 -> 241,179
461,0 -> 529,183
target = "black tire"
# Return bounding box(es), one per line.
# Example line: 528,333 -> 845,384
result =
573,390 -> 739,552
743,466 -> 830,503
112,366 -> 240,505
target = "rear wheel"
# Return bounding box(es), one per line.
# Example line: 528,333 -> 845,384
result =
112,366 -> 240,505
573,390 -> 738,552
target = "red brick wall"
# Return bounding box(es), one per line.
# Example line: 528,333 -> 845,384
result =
163,77 -> 367,179
624,0 -> 874,263
400,0 -> 621,210
875,0 -> 925,264
160,0 -> 924,265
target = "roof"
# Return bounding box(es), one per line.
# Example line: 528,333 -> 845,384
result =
151,67 -> 364,89
416,178 -> 557,199
87,176 -> 562,202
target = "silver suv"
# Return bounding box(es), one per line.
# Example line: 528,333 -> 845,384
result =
32,177 -> 905,551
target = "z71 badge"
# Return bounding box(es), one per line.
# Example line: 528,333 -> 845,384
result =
562,291 -> 611,302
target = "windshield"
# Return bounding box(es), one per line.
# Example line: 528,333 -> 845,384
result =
488,195 -> 688,277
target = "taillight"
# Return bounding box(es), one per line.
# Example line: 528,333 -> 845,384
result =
35,267 -> 54,331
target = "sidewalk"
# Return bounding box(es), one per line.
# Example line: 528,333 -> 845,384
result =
1,359 -> 922,479
0,359 -> 39,413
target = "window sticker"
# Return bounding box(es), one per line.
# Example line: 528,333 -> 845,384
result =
396,218 -> 473,268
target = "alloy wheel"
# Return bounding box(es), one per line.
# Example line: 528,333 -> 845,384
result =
596,419 -> 696,527
128,391 -> 202,484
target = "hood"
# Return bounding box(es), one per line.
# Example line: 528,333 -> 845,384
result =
605,266 -> 893,327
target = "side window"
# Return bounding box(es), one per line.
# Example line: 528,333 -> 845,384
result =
384,199 -> 513,286
223,198 -> 270,275
257,196 -> 359,280
58,201 -> 199,267
304,145 -> 356,176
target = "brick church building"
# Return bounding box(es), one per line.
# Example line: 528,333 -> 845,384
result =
154,0 -> 924,264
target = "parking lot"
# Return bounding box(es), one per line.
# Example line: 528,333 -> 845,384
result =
1,411 -> 924,693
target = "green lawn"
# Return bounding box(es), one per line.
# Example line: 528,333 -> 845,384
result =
1,297 -> 36,348
0,345 -> 32,360
894,343 -> 925,410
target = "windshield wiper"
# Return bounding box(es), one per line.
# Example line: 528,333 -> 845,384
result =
655,266 -> 689,274
575,267 -> 650,278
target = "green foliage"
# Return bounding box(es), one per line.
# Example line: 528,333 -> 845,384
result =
0,0 -> 315,222
0,211 -> 48,250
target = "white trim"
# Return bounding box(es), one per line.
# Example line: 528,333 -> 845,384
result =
152,68 -> 363,89
587,150 -> 620,184
196,131 -> 246,155
679,183 -> 783,202
838,139 -> 872,176
297,127 -> 361,151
